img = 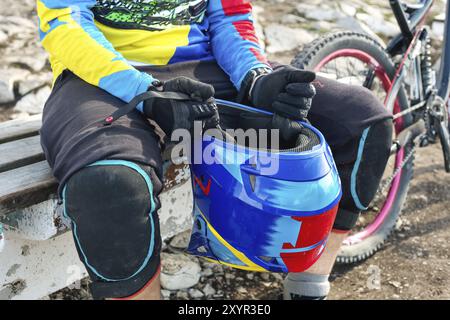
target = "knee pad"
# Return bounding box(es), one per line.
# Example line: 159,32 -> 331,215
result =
350,118 -> 393,210
283,272 -> 330,300
63,160 -> 162,299
334,118 -> 393,230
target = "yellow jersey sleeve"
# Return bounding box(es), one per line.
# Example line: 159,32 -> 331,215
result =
37,0 -> 155,111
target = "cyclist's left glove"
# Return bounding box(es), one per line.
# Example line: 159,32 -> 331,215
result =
249,65 -> 316,119
239,66 -> 316,142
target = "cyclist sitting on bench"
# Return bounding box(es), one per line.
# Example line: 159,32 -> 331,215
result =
37,0 -> 392,300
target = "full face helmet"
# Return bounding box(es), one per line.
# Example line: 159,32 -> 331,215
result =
186,100 -> 341,273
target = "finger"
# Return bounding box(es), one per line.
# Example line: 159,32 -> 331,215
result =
164,77 -> 215,101
193,82 -> 215,101
275,94 -> 312,112
276,93 -> 304,106
285,83 -> 316,98
286,70 -> 316,83
272,114 -> 303,142
272,101 -> 310,120
192,103 -> 218,119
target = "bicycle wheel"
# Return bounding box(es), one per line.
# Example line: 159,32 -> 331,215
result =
292,31 -> 415,264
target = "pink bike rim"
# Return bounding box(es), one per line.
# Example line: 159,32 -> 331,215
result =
313,49 -> 405,244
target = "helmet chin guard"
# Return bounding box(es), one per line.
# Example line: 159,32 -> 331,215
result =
186,100 -> 341,273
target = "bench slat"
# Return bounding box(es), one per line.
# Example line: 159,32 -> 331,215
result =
0,161 -> 57,216
0,135 -> 45,173
0,112 -> 191,216
0,160 -> 190,217
0,114 -> 42,144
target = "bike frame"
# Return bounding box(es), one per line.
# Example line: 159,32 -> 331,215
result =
385,0 -> 450,114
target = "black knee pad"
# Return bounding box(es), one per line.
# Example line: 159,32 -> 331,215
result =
334,118 -> 393,231
63,160 -> 162,299
352,118 -> 393,209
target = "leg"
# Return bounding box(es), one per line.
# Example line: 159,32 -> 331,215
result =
41,71 -> 164,299
284,77 -> 393,300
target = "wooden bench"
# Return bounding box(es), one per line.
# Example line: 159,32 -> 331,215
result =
0,114 -> 193,299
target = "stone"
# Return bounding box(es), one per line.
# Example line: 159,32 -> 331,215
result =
252,5 -> 266,50
6,55 -> 47,73
236,286 -> 248,294
14,86 -> 51,115
265,24 -> 314,53
339,3 -> 357,17
0,68 -> 29,104
296,3 -> 320,16
161,289 -> 171,300
18,72 -> 53,96
202,283 -> 216,297
169,229 -> 191,250
4,16 -> 36,31
304,8 -> 345,22
281,14 -> 305,25
176,290 -> 189,300
188,288 -> 204,299
432,21 -> 445,40
0,30 -> 7,46
212,264 -> 224,274
355,13 -> 399,38
271,273 -> 284,281
224,273 -> 235,280
389,281 -> 402,288
260,273 -> 270,281
0,77 -> 15,104
335,16 -> 385,46
9,111 -> 30,121
201,267 -> 213,277
160,253 -> 201,290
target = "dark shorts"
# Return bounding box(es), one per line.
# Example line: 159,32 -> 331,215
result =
40,60 -> 391,297
42,60 -> 390,188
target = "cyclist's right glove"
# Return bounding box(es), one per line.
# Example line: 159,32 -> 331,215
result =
143,77 -> 219,136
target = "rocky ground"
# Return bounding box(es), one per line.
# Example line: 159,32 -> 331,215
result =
50,134 -> 450,301
1,0 -> 449,300
0,0 -> 51,122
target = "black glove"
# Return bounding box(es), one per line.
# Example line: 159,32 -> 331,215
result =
143,77 -> 219,136
250,66 -> 316,120
245,66 -> 316,143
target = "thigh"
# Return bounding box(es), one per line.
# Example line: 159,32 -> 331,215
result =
40,71 -> 163,194
308,76 -> 392,163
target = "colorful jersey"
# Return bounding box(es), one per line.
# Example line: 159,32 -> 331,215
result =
37,0 -> 270,110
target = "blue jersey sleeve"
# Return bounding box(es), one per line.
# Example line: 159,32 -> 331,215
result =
207,0 -> 272,89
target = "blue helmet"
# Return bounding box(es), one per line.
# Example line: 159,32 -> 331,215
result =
186,100 -> 341,273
